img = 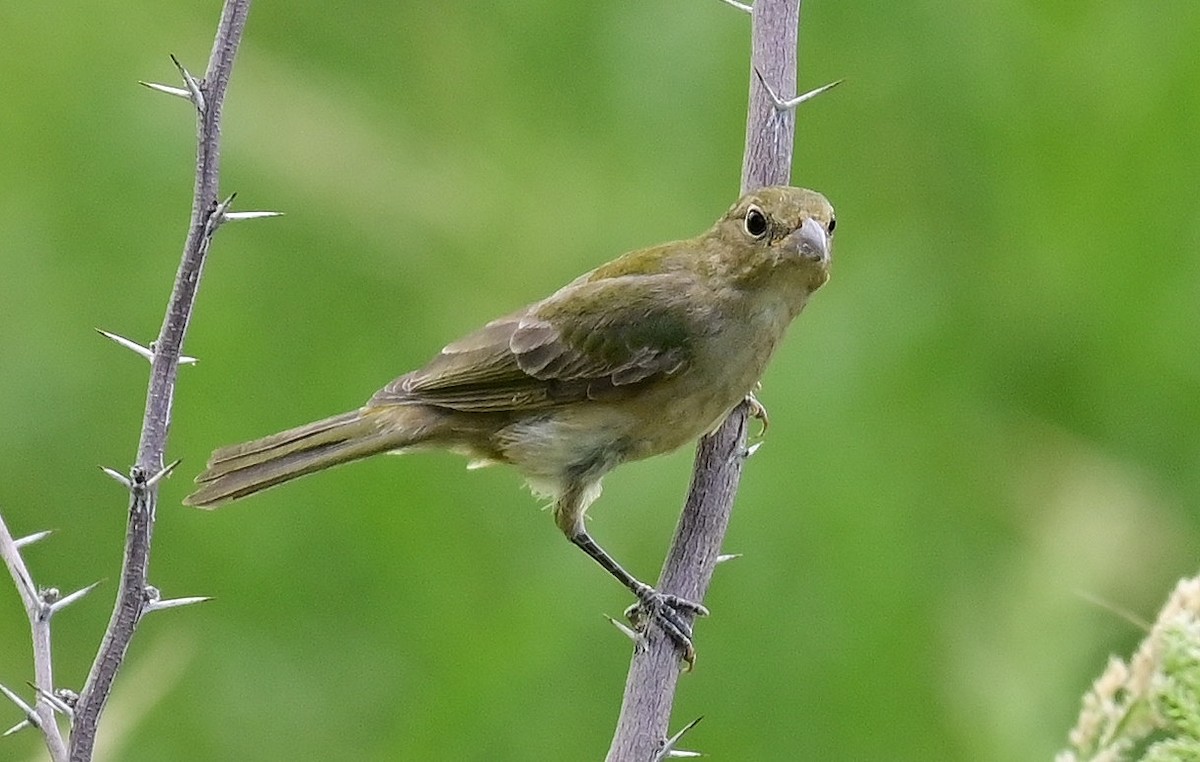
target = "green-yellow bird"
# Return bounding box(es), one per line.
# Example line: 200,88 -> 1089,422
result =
186,185 -> 836,661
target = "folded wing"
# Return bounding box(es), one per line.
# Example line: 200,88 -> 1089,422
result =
369,271 -> 711,412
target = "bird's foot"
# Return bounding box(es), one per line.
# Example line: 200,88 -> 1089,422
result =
624,584 -> 709,668
745,391 -> 769,438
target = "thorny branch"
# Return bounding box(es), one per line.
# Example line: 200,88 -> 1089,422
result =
67,2 -> 253,758
0,523 -> 68,759
0,1 -> 251,759
605,0 -> 834,758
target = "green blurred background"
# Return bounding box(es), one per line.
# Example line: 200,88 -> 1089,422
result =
2,1 -> 1198,759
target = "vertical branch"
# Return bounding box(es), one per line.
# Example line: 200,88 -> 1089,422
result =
606,1 -> 802,759
741,0 -> 799,191
0,521 -> 67,760
67,2 -> 253,759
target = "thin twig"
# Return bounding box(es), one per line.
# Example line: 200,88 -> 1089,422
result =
66,2 -> 253,759
0,515 -> 68,760
606,1 -> 806,758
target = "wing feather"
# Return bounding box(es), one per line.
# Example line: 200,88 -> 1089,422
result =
368,270 -> 709,413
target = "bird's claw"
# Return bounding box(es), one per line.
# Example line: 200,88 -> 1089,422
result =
625,585 -> 709,668
745,392 -> 769,438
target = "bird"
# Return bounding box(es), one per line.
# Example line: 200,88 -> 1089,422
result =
185,185 -> 835,663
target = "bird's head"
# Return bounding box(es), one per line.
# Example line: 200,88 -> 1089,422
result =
710,185 -> 835,296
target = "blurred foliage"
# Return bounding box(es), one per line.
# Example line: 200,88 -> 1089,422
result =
1,1 -> 1198,759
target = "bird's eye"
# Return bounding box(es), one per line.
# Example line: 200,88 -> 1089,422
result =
744,206 -> 768,239
827,217 -> 837,234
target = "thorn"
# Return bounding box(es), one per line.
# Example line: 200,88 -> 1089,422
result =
605,614 -> 642,645
755,68 -> 843,112
716,553 -> 743,565
656,716 -> 704,761
13,530 -> 52,550
215,192 -> 238,215
145,595 -> 213,613
145,459 -> 181,489
48,580 -> 102,617
223,210 -> 285,221
0,683 -> 39,729
169,54 -> 205,112
99,465 -> 133,490
138,80 -> 192,100
743,441 -> 763,458
96,328 -> 198,365
2,719 -> 31,737
207,192 -> 239,233
717,0 -> 752,12
96,328 -> 153,361
26,684 -> 72,718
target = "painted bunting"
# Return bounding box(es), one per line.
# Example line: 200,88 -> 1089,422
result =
185,185 -> 836,661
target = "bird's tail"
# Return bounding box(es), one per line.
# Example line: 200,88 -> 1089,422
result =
184,408 -> 421,508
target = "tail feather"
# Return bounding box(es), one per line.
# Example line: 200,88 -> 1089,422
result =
184,408 -> 411,508
204,411 -> 367,467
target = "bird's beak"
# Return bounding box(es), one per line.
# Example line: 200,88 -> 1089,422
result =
787,216 -> 830,266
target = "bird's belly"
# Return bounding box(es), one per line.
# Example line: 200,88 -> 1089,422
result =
493,376 -> 750,492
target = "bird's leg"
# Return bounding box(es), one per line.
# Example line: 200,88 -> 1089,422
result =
569,529 -> 709,662
555,484 -> 708,666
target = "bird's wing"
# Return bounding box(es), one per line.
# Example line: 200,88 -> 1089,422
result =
369,271 -> 709,412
